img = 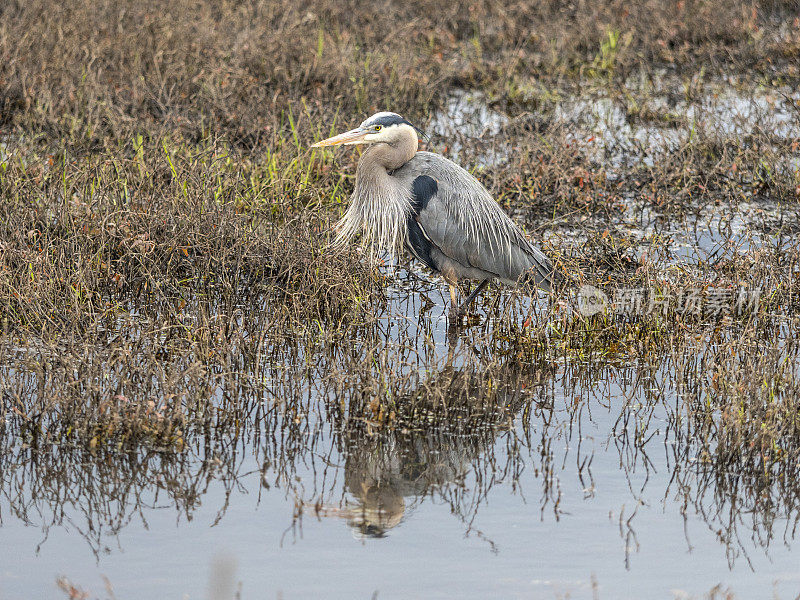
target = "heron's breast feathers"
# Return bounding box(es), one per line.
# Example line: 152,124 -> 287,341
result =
333,174 -> 416,258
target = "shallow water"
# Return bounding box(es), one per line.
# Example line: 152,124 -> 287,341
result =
554,81 -> 800,172
428,82 -> 800,175
428,89 -> 509,167
1,274 -> 799,600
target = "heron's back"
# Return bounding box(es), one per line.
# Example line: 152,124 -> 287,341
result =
393,152 -> 558,290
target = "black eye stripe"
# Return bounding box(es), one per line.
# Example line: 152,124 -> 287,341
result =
362,114 -> 415,129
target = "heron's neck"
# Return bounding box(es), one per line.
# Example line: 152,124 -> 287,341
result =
351,133 -> 417,206
333,142 -> 415,257
361,133 -> 417,172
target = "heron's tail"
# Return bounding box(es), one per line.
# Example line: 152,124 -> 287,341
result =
521,256 -> 566,293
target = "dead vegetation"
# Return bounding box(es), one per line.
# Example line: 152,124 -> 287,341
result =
0,1 -> 799,597
1,0 -> 799,144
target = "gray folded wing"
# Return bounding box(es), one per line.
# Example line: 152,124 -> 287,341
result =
396,151 -> 557,290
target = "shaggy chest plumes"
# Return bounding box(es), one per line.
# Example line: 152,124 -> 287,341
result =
333,149 -> 413,258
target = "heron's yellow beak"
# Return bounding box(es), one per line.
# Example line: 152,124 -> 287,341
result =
311,127 -> 369,148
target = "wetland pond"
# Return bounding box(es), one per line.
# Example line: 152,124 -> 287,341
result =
1,84 -> 800,599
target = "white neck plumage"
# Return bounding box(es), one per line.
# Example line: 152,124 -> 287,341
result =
332,129 -> 418,258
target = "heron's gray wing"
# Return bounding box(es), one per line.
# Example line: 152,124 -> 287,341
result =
399,152 -> 557,289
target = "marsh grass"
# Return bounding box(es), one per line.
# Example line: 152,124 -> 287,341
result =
1,1 -> 800,597
2,0 -> 799,143
0,2 -> 797,469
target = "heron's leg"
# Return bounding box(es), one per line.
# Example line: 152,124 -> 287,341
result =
441,267 -> 462,321
457,279 -> 489,315
448,284 -> 459,316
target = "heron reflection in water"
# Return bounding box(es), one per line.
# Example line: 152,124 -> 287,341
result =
312,112 -> 562,320
314,363 -> 531,538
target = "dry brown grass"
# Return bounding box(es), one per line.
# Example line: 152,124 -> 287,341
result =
0,0 -> 797,427
1,0 -> 798,144
0,4 -> 799,591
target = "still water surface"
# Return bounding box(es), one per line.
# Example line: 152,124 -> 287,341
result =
1,280 -> 798,599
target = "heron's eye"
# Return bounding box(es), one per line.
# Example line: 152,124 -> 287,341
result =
374,125 -> 382,132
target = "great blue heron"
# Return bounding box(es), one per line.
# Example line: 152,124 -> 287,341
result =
312,111 -> 561,318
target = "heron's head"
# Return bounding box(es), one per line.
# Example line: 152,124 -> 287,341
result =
311,112 -> 422,148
